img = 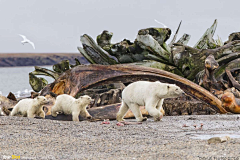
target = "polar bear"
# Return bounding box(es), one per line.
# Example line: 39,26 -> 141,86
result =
51,94 -> 93,121
10,96 -> 48,118
116,81 -> 185,122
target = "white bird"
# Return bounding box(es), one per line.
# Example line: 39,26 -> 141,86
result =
19,34 -> 35,49
154,19 -> 168,28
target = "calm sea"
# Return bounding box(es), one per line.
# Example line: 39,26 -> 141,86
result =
0,66 -> 54,97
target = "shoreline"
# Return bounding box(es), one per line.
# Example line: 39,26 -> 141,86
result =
0,53 -> 88,67
0,114 -> 239,159
0,65 -> 53,69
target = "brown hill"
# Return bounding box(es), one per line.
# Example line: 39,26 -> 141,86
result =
0,53 -> 88,67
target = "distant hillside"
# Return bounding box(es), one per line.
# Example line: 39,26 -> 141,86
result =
0,53 -> 89,67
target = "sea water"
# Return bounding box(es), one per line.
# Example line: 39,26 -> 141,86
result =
0,66 -> 54,97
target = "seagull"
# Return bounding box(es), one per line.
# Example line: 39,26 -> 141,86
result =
154,19 -> 168,28
19,34 -> 35,49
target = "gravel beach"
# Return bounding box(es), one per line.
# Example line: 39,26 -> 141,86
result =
0,115 -> 240,160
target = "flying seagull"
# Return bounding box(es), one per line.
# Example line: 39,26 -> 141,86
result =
19,34 -> 35,49
154,19 -> 168,28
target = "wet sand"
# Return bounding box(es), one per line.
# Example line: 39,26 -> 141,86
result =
0,115 -> 240,160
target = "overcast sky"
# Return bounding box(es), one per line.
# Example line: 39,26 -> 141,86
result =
0,0 -> 239,53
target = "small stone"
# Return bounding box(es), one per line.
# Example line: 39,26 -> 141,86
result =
208,136 -> 230,144
182,124 -> 189,127
187,117 -> 197,120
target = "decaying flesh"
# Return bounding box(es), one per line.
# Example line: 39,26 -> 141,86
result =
221,92 -> 240,113
40,64 -> 227,114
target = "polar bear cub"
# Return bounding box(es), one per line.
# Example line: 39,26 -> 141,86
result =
10,96 -> 48,118
117,81 -> 185,122
51,94 -> 93,121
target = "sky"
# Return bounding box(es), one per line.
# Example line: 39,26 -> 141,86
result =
0,0 -> 239,53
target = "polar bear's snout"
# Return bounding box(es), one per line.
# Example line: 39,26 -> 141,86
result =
44,99 -> 50,105
180,90 -> 186,97
172,86 -> 185,98
37,97 -> 49,105
86,98 -> 95,109
90,98 -> 95,105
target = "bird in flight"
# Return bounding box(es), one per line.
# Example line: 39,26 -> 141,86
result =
19,34 -> 35,49
154,19 -> 168,28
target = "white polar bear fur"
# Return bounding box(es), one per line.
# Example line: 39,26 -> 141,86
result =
51,94 -> 93,121
117,81 -> 185,122
10,96 -> 47,118
0,107 -> 4,116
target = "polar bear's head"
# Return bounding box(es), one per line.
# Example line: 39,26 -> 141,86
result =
77,95 -> 94,108
35,96 -> 48,105
166,84 -> 185,98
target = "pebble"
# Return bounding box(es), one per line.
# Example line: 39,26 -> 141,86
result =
208,136 -> 231,144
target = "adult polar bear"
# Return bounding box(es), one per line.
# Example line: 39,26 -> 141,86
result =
117,81 -> 185,122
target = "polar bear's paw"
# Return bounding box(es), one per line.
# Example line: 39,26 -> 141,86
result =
154,117 -> 161,121
154,114 -> 163,121
51,112 -> 57,117
87,115 -> 93,119
117,117 -> 125,122
116,113 -> 126,122
136,117 -> 147,122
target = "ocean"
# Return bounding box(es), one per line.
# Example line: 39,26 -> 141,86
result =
0,66 -> 54,97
